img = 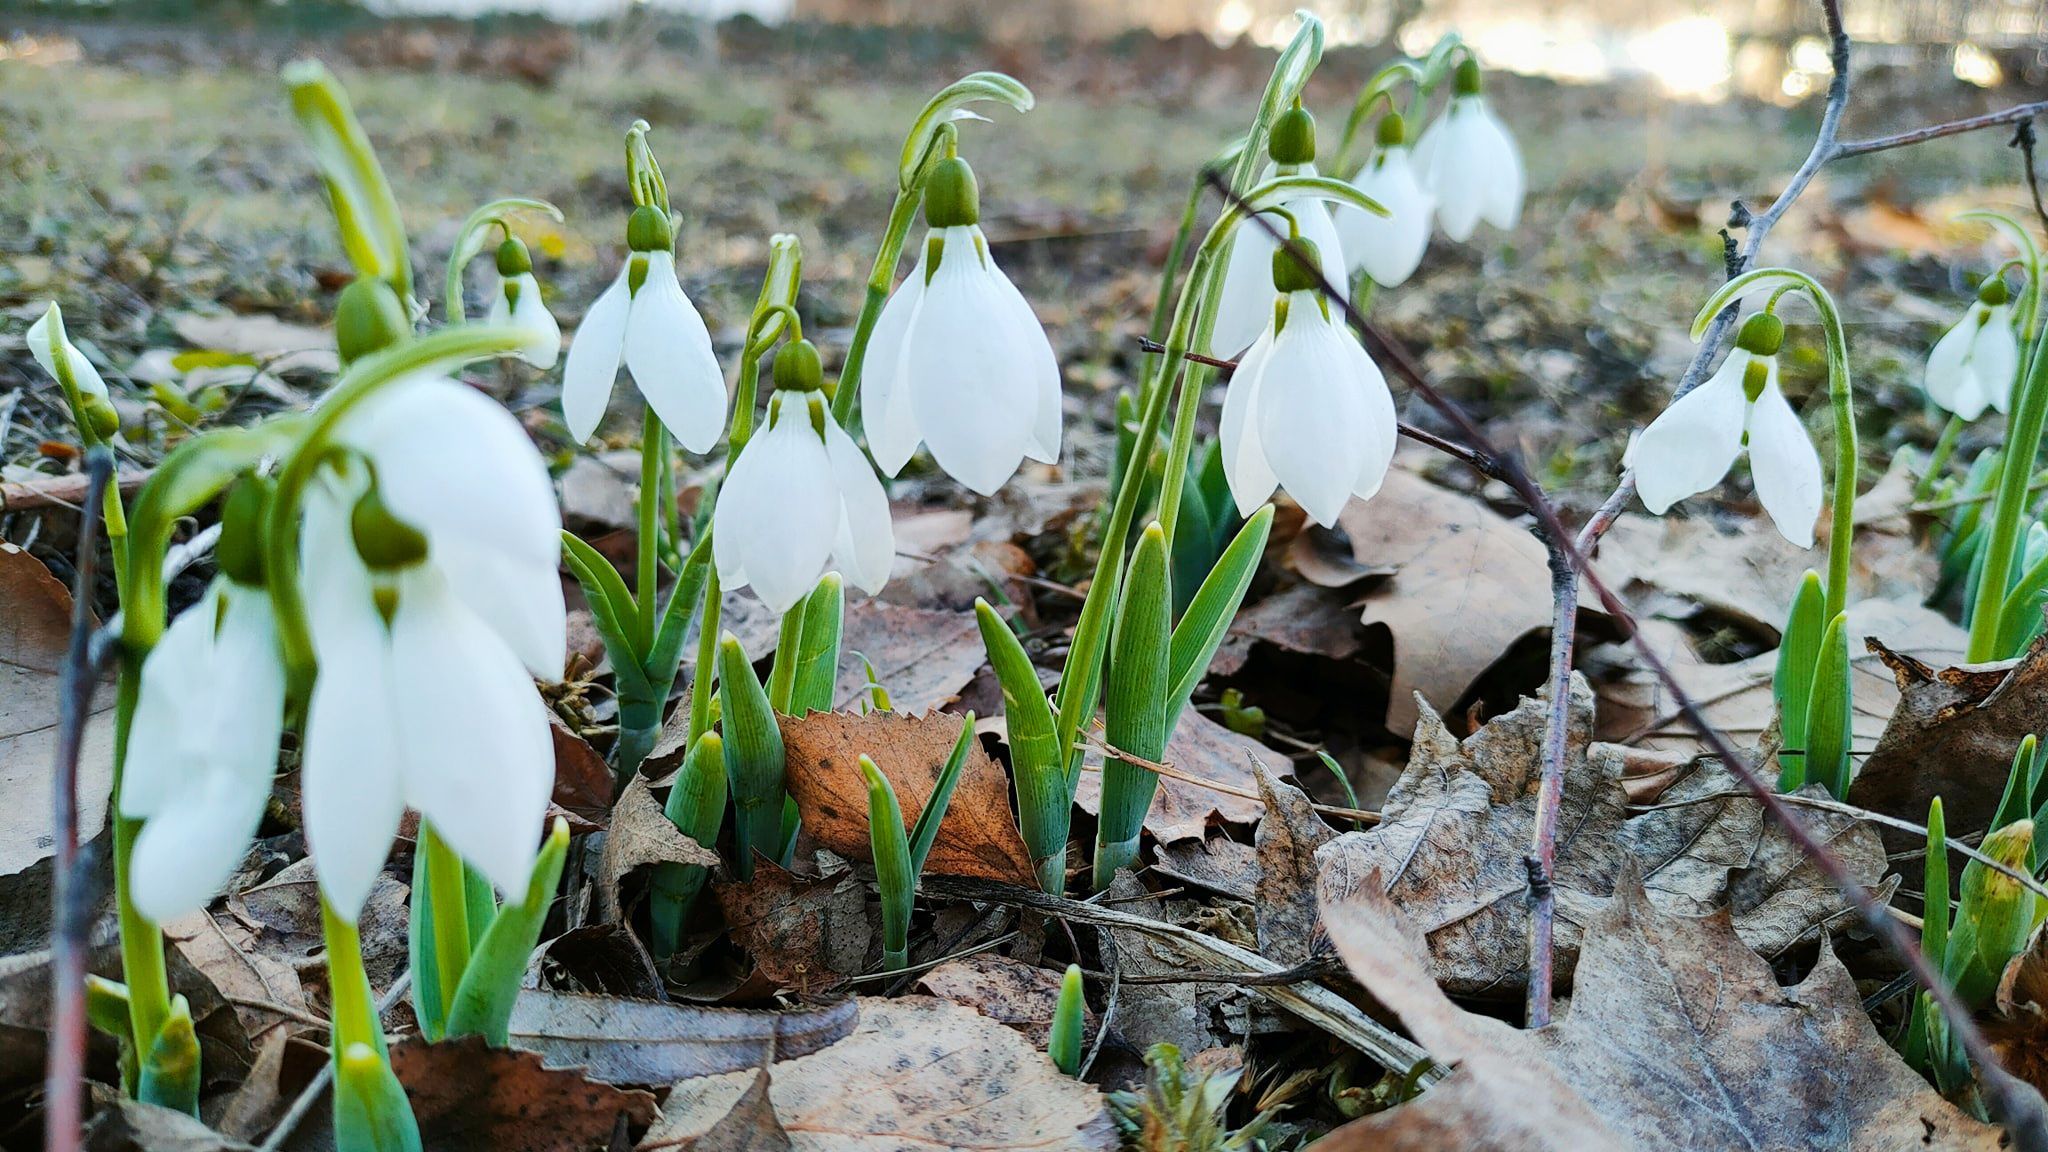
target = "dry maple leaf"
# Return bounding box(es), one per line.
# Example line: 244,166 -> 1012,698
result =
641,996 -> 1116,1151
780,709 -> 1035,884
1316,870 -> 2003,1152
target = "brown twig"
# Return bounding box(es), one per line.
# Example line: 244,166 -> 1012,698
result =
1830,100 -> 2048,160
45,448 -> 113,1152
2015,120 -> 2048,238
1207,115 -> 2048,1141
1084,733 -> 1382,824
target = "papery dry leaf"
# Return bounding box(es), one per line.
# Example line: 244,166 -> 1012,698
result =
1854,629 -> 2048,848
638,1068 -> 791,1152
916,954 -> 1093,1047
507,990 -> 856,1085
0,543 -> 115,878
598,773 -> 720,922
164,908 -> 311,1039
1209,581 -> 1368,678
525,922 -> 665,1001
1075,711 -> 1266,844
1097,872 -> 1242,1055
208,1029 -> 293,1143
711,860 -> 869,994
1990,923 -> 2048,1093
559,454 -> 639,533
641,997 -> 1115,1151
232,861 -> 411,998
1317,872 -> 2001,1151
780,709 -> 1034,884
549,708 -> 615,831
1251,758 -> 1334,965
85,1095 -> 255,1152
1154,835 -> 1259,901
828,599 -> 988,714
170,311 -> 337,374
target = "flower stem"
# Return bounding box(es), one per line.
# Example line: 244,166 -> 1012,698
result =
109,668 -> 170,1084
831,189 -> 924,429
1917,414 -> 1965,502
1971,333 -> 2048,660
637,405 -> 666,648
419,823 -> 469,1016
322,898 -> 386,1059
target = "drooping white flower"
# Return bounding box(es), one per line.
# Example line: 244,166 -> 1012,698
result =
1219,241 -> 1398,528
1924,278 -> 2020,420
1413,60 -> 1524,243
28,302 -> 118,438
484,236 -> 561,371
1211,104 -> 1348,357
562,206 -> 724,450
121,569 -> 286,923
1629,312 -> 1823,548
300,374 -> 565,920
1334,113 -> 1435,289
861,153 -> 1061,496
718,340 -> 893,613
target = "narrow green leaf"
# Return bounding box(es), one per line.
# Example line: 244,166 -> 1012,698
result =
136,994 -> 200,1115
766,596 -> 808,715
1995,528 -> 2048,657
862,755 -> 914,972
975,598 -> 1068,893
1993,735 -> 2040,833
1095,523 -> 1172,890
1048,964 -> 1084,1076
1924,797 -> 1950,976
907,713 -> 976,877
651,732 -> 728,960
719,633 -> 787,878
1166,506 -> 1273,732
1772,569 -> 1825,790
1800,612 -> 1853,799
793,573 -> 845,716
406,842 -> 447,1042
444,819 -> 570,1045
333,1039 -> 422,1152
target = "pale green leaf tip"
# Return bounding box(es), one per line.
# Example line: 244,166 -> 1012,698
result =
816,571 -> 844,592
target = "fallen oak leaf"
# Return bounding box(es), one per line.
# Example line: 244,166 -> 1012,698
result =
1251,756 -> 1334,965
598,774 -> 719,922
781,709 -> 1035,884
640,997 -> 1116,1151
1316,870 -> 2002,1151
508,990 -> 856,1085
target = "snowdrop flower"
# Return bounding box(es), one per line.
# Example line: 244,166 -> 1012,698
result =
1211,103 -> 1348,357
28,302 -> 119,439
1220,239 -> 1398,527
1413,60 -> 1524,242
562,206 -> 724,450
1630,312 -> 1823,547
1924,277 -> 2020,420
719,338 -> 893,612
485,236 -> 561,371
301,375 -> 566,920
1335,112 -> 1435,289
121,485 -> 286,923
862,152 -> 1060,495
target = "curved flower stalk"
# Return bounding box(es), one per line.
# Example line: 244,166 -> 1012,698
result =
860,147 -> 1061,494
1629,310 -> 1824,548
562,122 -> 724,450
717,335 -> 894,611
1209,102 -> 1349,357
1925,276 -> 2020,420
28,302 -> 131,586
1335,110 -> 1434,290
442,195 -> 562,325
1412,59 -> 1524,242
1220,238 -> 1399,526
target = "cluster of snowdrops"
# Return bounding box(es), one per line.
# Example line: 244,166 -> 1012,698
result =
31,12 -> 2048,1146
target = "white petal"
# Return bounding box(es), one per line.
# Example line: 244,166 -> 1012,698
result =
561,266 -> 632,443
1746,378 -> 1824,549
715,395 -> 838,612
1630,355 -> 1751,514
624,251 -> 728,454
824,418 -> 895,594
389,572 -> 553,900
860,246 -> 929,477
1220,327 -> 1280,518
300,587 -> 407,923
986,260 -> 1063,465
500,272 -> 562,371
1924,312 -> 1985,419
119,583 -> 226,821
28,306 -> 111,402
127,763 -> 271,924
904,230 -> 1040,495
1428,104 -> 1494,242
1349,342 -> 1400,502
1977,304 -> 2021,416
1210,170 -> 1349,356
1340,148 -> 1436,288
433,538 -> 566,680
1253,296 -> 1372,526
1470,100 -> 1525,231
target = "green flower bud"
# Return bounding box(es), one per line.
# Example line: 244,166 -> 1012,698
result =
1979,276 -> 2012,307
772,337 -> 825,393
1375,112 -> 1407,149
1961,819 -> 2037,972
81,394 -> 120,440
216,478 -> 272,587
626,204 -> 674,254
1454,58 -> 1483,96
350,486 -> 429,570
923,156 -> 981,229
1734,311 -> 1785,357
1271,237 -> 1325,294
495,235 -> 533,277
334,278 -> 410,365
1268,102 -> 1317,165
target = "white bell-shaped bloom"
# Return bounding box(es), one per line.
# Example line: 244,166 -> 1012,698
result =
1629,314 -> 1823,548
1210,162 -> 1349,358
120,576 -> 287,922
561,206 -> 724,450
719,348 -> 894,613
300,375 -> 565,920
1220,273 -> 1398,528
28,303 -> 112,406
862,155 -> 1060,496
1924,285 -> 2020,421
1413,63 -> 1524,243
1335,118 -> 1435,289
485,237 -> 561,371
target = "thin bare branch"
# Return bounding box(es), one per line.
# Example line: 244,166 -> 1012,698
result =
1831,101 -> 2048,160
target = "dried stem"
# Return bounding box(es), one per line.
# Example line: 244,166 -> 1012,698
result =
45,448 -> 113,1152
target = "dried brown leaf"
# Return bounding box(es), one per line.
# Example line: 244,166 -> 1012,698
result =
598,773 -> 720,922
507,989 -> 856,1084
916,953 -> 1093,1047
641,997 -> 1115,1151
0,543 -> 115,878
638,1068 -> 791,1152
525,922 -> 665,1000
781,709 -> 1034,884
85,1094 -> 255,1151
711,860 -> 869,994
1075,711 -> 1266,844
549,708 -> 615,831
1251,758 -> 1333,965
